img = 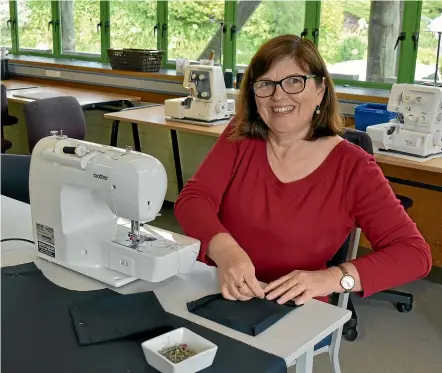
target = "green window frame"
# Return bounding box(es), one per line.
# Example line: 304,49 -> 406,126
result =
2,0 -> 430,90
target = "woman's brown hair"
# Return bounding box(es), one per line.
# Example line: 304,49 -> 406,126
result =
230,34 -> 344,141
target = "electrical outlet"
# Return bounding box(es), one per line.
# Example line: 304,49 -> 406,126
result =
45,70 -> 61,78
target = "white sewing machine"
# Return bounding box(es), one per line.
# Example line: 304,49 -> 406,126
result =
164,64 -> 235,125
366,83 -> 442,158
29,132 -> 200,287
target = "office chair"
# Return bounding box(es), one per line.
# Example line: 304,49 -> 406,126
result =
0,154 -> 31,204
1,84 -> 19,153
333,128 -> 415,342
23,96 -> 86,153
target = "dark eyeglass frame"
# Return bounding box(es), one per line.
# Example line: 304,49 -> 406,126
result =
251,74 -> 317,98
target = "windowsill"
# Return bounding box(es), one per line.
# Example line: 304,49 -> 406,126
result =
6,54 -> 390,103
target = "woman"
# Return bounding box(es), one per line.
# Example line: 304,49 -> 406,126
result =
174,34 -> 432,306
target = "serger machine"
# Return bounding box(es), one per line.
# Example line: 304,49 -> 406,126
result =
366,83 -> 442,158
29,132 -> 200,287
164,64 -> 235,124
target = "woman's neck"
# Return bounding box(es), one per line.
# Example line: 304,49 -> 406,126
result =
268,129 -> 310,160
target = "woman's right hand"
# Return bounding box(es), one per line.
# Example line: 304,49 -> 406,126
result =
207,233 -> 265,301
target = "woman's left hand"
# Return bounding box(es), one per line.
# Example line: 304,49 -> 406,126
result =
263,268 -> 341,305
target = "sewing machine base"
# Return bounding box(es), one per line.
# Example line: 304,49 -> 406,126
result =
166,116 -> 231,127
37,256 -> 138,287
376,148 -> 442,159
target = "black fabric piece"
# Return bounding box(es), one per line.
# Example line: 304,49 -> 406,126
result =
187,293 -> 301,336
1,262 -> 287,373
69,292 -> 173,345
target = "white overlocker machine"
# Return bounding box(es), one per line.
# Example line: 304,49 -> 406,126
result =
164,64 -> 235,125
366,83 -> 442,158
29,132 -> 200,287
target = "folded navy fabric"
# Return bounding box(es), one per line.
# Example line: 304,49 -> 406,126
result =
69,291 -> 173,345
187,293 -> 301,336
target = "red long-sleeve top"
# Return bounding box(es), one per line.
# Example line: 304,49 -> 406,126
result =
174,123 -> 432,299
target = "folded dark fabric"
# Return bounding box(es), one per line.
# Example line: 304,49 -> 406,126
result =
187,293 -> 301,336
69,291 -> 173,345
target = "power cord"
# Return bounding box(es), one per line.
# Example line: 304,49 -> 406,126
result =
1,238 -> 35,245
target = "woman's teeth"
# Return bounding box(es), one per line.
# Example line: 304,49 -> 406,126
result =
272,106 -> 295,113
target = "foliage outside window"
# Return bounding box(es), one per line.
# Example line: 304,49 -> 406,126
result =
236,0 -> 306,67
1,0 -> 441,89
318,0 -> 404,84
17,0 -> 53,53
167,0 -> 224,64
110,0 -> 157,50
61,0 -> 101,57
415,0 -> 442,84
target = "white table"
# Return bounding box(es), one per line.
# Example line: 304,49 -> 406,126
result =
0,195 -> 351,373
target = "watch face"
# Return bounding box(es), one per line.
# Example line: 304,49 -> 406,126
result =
341,275 -> 355,290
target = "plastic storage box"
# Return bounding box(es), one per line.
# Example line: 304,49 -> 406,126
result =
354,103 -> 397,132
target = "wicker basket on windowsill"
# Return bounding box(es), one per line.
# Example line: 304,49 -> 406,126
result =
107,49 -> 164,72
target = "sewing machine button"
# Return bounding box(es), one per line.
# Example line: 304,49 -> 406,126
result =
201,92 -> 208,98
199,74 -> 205,80
418,116 -> 426,124
415,97 -> 422,104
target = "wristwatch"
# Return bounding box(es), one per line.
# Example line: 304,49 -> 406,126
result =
337,265 -> 355,293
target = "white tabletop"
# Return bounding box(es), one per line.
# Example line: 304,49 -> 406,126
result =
0,195 -> 351,367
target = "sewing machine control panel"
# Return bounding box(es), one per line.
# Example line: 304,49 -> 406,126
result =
188,70 -> 211,100
388,84 -> 442,131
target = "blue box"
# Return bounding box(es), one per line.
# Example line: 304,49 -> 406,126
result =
354,103 -> 397,132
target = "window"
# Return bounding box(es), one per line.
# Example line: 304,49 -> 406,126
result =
167,0 -> 224,64
0,1 -> 12,49
415,1 -> 442,85
17,0 -> 53,53
318,0 -> 404,83
61,0 -> 101,57
236,0 -> 306,67
110,0 -> 157,50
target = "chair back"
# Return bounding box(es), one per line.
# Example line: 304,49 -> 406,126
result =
342,127 -> 374,155
23,96 -> 86,153
1,84 -> 8,119
1,154 -> 31,204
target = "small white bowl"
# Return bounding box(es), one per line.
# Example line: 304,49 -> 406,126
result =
141,327 -> 218,373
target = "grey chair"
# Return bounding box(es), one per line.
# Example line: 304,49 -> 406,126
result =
23,96 -> 86,153
1,84 -> 19,153
1,154 -> 31,204
331,128 -> 415,342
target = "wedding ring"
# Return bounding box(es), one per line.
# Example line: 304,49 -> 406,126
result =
235,281 -> 246,289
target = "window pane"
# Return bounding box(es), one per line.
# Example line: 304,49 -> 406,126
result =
236,0 -> 306,67
61,0 -> 101,57
415,2 -> 441,85
318,0 -> 404,83
0,0 -> 12,49
18,0 -> 53,53
168,0 -> 224,64
110,0 -> 157,50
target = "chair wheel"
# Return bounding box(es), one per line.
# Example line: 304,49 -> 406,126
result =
396,303 -> 412,312
343,327 -> 358,341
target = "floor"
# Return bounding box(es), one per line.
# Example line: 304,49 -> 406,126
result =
155,204 -> 442,373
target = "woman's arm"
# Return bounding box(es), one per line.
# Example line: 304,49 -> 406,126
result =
174,121 -> 240,263
344,153 -> 432,298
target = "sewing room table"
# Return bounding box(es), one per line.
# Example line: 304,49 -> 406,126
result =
1,79 -> 39,90
1,195 -> 351,373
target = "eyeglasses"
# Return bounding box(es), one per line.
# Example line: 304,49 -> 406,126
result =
251,74 -> 317,98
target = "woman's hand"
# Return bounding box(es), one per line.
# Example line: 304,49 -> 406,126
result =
263,267 -> 342,305
207,234 -> 265,301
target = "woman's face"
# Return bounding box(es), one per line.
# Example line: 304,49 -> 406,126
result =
253,57 -> 325,138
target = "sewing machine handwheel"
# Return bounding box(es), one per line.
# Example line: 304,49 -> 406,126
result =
396,303 -> 412,312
